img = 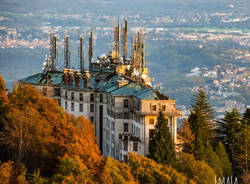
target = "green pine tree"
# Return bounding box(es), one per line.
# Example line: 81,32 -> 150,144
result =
187,90 -> 225,177
190,89 -> 214,121
189,110 -> 212,158
200,142 -> 223,178
215,142 -> 232,177
188,89 -> 214,153
216,108 -> 242,176
149,111 -> 175,165
239,108 -> 250,173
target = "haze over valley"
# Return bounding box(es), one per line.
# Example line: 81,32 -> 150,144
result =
0,0 -> 249,119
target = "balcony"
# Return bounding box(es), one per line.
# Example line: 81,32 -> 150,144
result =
119,133 -> 141,142
136,109 -> 182,116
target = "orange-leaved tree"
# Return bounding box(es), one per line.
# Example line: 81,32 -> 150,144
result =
128,152 -> 192,184
0,81 -> 103,179
100,157 -> 136,184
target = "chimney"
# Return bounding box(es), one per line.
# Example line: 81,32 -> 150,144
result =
75,70 -> 82,88
46,75 -> 51,84
68,69 -> 74,86
63,68 -> 69,85
84,71 -> 90,88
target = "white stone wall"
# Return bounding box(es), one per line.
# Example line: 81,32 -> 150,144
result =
141,100 -> 179,155
59,88 -> 179,162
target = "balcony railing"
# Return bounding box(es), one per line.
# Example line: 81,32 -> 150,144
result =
136,109 -> 182,116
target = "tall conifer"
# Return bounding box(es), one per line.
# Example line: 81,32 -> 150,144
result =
149,111 -> 175,165
216,108 -> 242,176
240,108 -> 250,173
215,141 -> 232,177
188,89 -> 214,157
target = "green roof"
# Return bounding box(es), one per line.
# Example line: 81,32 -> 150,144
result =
20,70 -> 168,100
20,72 -> 64,86
20,73 -> 42,84
110,82 -> 158,100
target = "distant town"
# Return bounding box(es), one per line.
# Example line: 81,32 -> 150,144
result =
0,3 -> 249,120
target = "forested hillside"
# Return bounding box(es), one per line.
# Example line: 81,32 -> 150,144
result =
0,75 -> 249,184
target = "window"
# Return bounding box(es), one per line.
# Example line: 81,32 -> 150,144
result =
90,116 -> 94,123
149,129 -> 155,140
106,130 -> 110,141
133,142 -> 138,152
111,121 -> 115,131
149,118 -> 154,125
111,134 -> 115,144
43,88 -> 47,96
111,147 -> 115,157
107,120 -> 110,129
90,104 -> 94,112
161,105 -> 166,111
90,93 -> 94,102
124,123 -> 128,132
71,102 -> 74,111
100,94 -> 103,103
137,127 -> 140,137
107,96 -> 110,105
65,91 -> 67,99
137,102 -> 140,110
79,104 -> 83,112
65,101 -> 67,110
152,105 -> 157,111
124,141 -> 128,151
124,155 -> 128,163
106,143 -> 110,154
80,93 -> 83,101
54,88 -> 60,97
124,99 -> 129,108
71,92 -> 74,100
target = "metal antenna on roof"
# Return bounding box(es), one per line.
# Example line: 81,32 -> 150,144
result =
64,34 -> 70,69
79,36 -> 84,73
50,33 -> 57,71
89,29 -> 94,71
113,22 -> 120,64
122,19 -> 128,62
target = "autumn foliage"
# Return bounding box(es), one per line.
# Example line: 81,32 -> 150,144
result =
0,75 -> 103,183
0,76 -> 192,184
128,152 -> 192,184
0,75 -> 244,184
